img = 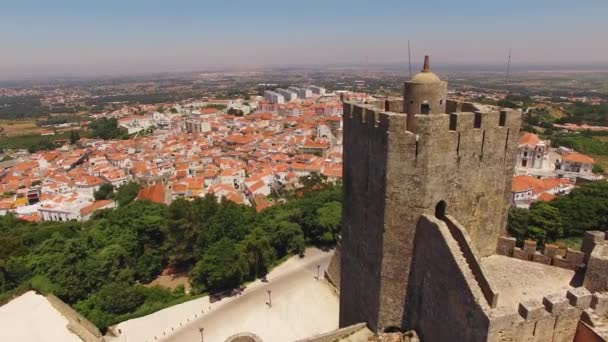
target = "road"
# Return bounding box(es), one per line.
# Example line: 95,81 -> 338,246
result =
110,248 -> 338,342
165,247 -> 338,342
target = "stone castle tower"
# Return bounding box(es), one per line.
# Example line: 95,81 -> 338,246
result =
339,56 -> 521,332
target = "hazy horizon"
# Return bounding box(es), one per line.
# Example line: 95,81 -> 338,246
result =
1,0 -> 607,81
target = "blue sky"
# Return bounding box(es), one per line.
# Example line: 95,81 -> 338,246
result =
0,0 -> 607,78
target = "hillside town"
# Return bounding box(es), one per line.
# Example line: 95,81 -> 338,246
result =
0,86 -> 356,222
0,81 -> 605,223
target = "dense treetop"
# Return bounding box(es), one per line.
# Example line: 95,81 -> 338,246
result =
0,182 -> 341,331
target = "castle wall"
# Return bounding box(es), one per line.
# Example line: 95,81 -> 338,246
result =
413,109 -> 521,256
339,103 -> 397,330
339,102 -> 521,331
584,232 -> 608,293
407,215 -> 492,341
325,243 -> 341,292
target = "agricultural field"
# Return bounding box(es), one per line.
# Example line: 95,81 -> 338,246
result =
0,119 -> 43,136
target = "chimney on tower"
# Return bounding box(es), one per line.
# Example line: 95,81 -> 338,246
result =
422,55 -> 430,72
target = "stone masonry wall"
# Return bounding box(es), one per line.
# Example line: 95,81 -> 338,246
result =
339,103 -> 395,330
339,101 -> 521,332
414,109 -> 521,257
406,215 -> 492,341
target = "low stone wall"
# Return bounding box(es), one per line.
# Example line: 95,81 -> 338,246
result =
407,215 -> 493,342
444,215 -> 498,308
295,323 -> 367,342
325,243 -> 341,293
46,294 -> 103,342
496,236 -> 585,271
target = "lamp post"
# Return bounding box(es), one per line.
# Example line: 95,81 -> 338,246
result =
267,290 -> 272,307
198,327 -> 204,342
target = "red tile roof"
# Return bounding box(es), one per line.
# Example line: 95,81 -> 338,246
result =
137,184 -> 166,204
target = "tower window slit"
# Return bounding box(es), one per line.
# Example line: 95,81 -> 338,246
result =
474,112 -> 482,128
480,130 -> 486,160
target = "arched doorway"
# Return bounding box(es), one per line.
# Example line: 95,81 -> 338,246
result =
435,200 -> 447,219
383,326 -> 403,333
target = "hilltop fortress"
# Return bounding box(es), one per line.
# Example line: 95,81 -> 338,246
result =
326,56 -> 608,341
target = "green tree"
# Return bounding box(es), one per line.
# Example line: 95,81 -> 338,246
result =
97,282 -> 145,314
316,201 -> 342,244
271,221 -> 305,256
115,182 -> 140,206
94,183 -> 114,201
190,238 -> 247,293
507,208 -> 530,243
89,118 -> 123,140
69,130 -> 80,144
593,164 -> 605,174
239,227 -> 276,278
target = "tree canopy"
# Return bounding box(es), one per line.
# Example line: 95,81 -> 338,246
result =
0,183 -> 342,332
508,181 -> 608,245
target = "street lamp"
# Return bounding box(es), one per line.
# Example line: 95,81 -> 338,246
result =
267,290 -> 272,307
316,264 -> 320,280
198,327 -> 204,342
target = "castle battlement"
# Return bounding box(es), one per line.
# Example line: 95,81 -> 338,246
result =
496,236 -> 586,271
340,55 -> 525,337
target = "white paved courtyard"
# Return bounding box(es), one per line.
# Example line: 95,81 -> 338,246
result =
109,248 -> 338,342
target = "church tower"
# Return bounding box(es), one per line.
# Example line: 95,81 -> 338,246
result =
339,56 -> 521,332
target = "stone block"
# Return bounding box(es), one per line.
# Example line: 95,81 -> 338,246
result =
591,292 -> 608,315
543,244 -> 559,258
532,252 -> 551,265
523,240 -> 537,253
543,293 -> 570,315
552,256 -> 575,270
567,288 -> 592,309
513,247 -> 530,261
519,299 -> 547,320
496,236 -> 516,256
565,249 -> 585,268
582,231 -> 605,263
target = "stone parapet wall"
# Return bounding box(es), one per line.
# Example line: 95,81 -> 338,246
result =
496,236 -> 586,271
407,215 -> 493,341
46,294 -> 103,342
583,231 -> 608,293
488,288 -> 593,341
325,243 -> 341,293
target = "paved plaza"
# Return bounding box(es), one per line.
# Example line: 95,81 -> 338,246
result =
109,248 -> 338,342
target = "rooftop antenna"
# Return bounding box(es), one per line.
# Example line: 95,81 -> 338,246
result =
501,48 -> 512,108
408,40 -> 412,79
505,48 -> 512,86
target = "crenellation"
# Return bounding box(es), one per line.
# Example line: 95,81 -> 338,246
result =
532,252 -> 552,265
590,292 -> 608,315
567,288 -> 593,309
494,236 -> 593,272
513,247 -> 531,261
497,236 -> 516,256
517,300 -> 547,321
565,249 -> 585,268
543,293 -> 571,315
581,231 -> 606,263
524,240 -> 538,253
544,244 -> 560,258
